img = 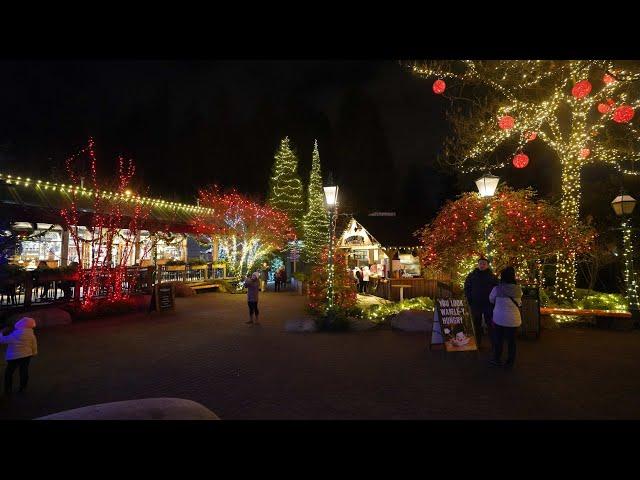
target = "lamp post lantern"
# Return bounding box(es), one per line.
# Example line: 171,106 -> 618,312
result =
324,185 -> 339,310
611,193 -> 639,316
475,173 -> 500,264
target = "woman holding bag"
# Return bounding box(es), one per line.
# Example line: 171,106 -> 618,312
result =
489,266 -> 522,368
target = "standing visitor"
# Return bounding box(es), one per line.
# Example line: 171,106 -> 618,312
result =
1,317 -> 38,395
464,257 -> 499,349
261,263 -> 270,292
278,267 -> 287,291
362,265 -> 371,295
245,273 -> 260,325
274,266 -> 281,292
354,267 -> 363,293
489,266 -> 522,368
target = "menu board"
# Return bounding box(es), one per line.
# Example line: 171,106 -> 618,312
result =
151,284 -> 175,312
431,298 -> 477,352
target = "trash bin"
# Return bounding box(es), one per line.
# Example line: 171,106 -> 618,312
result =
520,286 -> 541,339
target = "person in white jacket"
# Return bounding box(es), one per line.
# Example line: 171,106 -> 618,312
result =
1,317 -> 38,394
361,266 -> 371,295
488,267 -> 522,368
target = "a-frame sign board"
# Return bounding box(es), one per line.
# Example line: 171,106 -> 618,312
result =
429,297 -> 478,352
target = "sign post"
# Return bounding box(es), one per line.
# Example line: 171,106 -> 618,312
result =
150,283 -> 175,313
430,298 -> 478,352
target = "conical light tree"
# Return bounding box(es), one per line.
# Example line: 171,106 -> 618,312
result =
410,60 -> 640,303
303,140 -> 329,264
267,136 -> 305,236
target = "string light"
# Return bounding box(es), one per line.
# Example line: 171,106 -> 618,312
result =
410,60 -> 640,302
302,140 -> 329,264
267,136 -> 304,235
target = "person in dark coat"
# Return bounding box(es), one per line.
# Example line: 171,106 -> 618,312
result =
464,257 -> 499,349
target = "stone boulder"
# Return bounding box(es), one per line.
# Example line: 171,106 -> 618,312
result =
285,318 -> 317,333
35,398 -> 220,420
349,318 -> 378,331
390,309 -> 433,332
8,308 -> 72,328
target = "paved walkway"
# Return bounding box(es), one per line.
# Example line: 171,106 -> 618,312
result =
2,291 -> 640,419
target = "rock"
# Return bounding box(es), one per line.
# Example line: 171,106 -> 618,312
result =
285,318 -> 317,333
35,398 -> 220,420
390,309 -> 433,332
349,318 -> 378,331
8,308 -> 72,328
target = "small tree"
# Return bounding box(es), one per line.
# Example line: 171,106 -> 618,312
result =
302,140 -> 329,264
308,245 -> 357,315
418,187 -> 595,288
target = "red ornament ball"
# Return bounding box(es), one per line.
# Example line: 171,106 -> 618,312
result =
513,153 -> 529,169
499,115 -> 515,130
597,103 -> 611,114
580,148 -> 590,158
432,79 -> 446,94
603,73 -> 615,85
613,105 -> 635,123
571,80 -> 592,99
526,131 -> 537,142
607,98 -> 616,106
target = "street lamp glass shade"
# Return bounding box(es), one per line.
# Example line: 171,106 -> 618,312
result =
611,194 -> 637,216
324,185 -> 339,207
475,174 -> 500,198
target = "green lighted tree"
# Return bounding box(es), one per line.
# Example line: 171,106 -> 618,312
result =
302,140 -> 329,264
267,137 -> 305,235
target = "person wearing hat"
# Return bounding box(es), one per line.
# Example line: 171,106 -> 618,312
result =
464,257 -> 499,349
1,317 -> 38,394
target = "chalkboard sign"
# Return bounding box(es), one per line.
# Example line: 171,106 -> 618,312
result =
150,283 -> 175,312
520,286 -> 541,339
431,298 -> 478,352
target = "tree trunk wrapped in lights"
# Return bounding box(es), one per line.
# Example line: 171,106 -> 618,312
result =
418,187 -> 595,289
59,139 -> 152,309
409,60 -> 640,301
194,187 -> 295,279
302,140 -> 329,264
267,136 -> 305,236
308,244 -> 357,315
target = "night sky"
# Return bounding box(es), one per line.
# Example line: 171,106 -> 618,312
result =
0,60 -> 460,218
0,60 -> 637,225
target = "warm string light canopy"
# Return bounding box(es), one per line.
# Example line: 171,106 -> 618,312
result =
410,60 -> 640,302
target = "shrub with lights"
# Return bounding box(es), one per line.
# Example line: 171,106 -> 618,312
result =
361,296 -> 435,323
418,187 -> 596,290
308,245 -> 357,317
410,60 -> 640,302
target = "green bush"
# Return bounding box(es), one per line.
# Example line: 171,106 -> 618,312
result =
315,306 -> 351,332
165,260 -> 186,266
361,296 -> 434,322
188,259 -> 207,266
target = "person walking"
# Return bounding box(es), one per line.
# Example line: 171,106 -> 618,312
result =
361,265 -> 371,295
245,273 -> 261,325
489,266 -> 522,368
464,256 -> 499,349
1,317 -> 38,395
278,267 -> 287,291
274,266 -> 281,292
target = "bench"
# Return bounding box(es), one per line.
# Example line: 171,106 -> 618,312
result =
540,307 -> 633,331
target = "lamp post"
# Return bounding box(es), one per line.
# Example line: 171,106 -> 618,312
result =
475,173 -> 500,264
611,192 -> 639,318
324,184 -> 339,310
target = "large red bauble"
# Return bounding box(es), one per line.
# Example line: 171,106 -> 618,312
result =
513,153 -> 529,169
603,73 -> 615,85
613,105 -> 635,123
526,131 -> 537,142
499,115 -> 515,130
580,148 -> 590,158
571,80 -> 592,98
432,79 -> 446,94
597,103 -> 611,114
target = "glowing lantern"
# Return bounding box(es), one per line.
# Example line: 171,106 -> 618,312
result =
512,153 -> 529,169
580,148 -> 590,158
597,103 -> 611,114
613,105 -> 634,123
499,115 -> 515,130
571,80 -> 592,98
603,73 -> 615,85
526,131 -> 537,142
432,79 -> 446,94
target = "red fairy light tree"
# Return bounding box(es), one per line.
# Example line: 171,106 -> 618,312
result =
60,139 -> 151,308
308,245 -> 357,315
418,188 -> 595,287
194,187 -> 294,278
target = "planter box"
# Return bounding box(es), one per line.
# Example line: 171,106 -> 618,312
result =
165,265 -> 186,272
189,264 -> 208,270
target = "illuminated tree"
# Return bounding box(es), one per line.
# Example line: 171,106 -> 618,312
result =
308,245 -> 357,315
410,60 -> 640,301
194,187 -> 295,278
302,140 -> 329,264
267,136 -> 305,235
418,187 -> 595,289
60,139 -> 152,308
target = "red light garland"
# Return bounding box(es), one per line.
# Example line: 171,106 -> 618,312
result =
612,105 -> 635,124
498,115 -> 515,130
571,80 -> 592,99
